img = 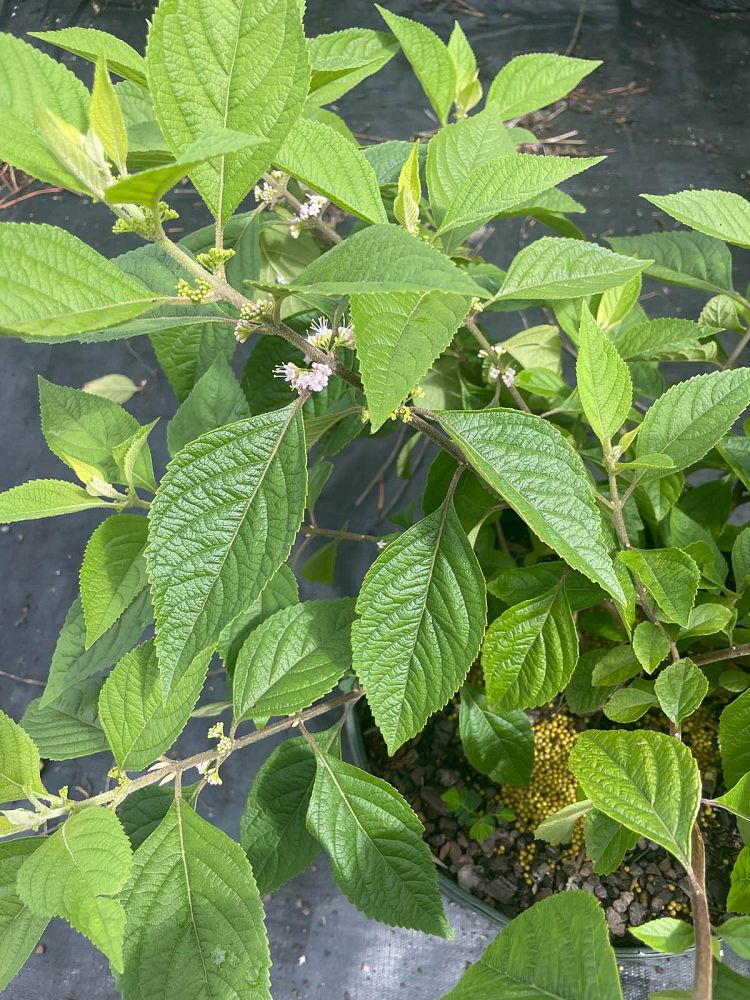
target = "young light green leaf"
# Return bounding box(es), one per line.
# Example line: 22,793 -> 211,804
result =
352,290 -> 470,431
633,621 -> 671,673
0,224 -> 162,341
83,374 -> 140,404
576,303 -> 632,443
654,658 -> 708,724
307,28 -> 399,107
147,0 -> 309,220
459,683 -> 533,787
643,189 -> 750,249
218,562 -> 299,673
607,230 -> 733,295
436,408 -> 625,602
618,548 -> 699,627
486,52 -> 601,120
614,318 -> 717,362
584,809 -> 639,875
394,141 -> 421,235
274,115 -> 386,224
120,799 -> 271,998
91,57 -> 128,173
448,21 -> 481,114
99,640 -> 208,771
233,599 -> 355,724
720,690 -> 750,789
534,799 -> 593,844
307,753 -> 451,937
0,480 -> 110,523
482,584 -> 578,710
0,712 -> 47,805
166,355 -> 249,456
376,7 -> 456,126
442,891 -> 621,1000
713,772 -> 750,824
569,729 -> 701,867
0,33 -> 90,193
729,847 -> 750,913
596,274 -> 642,329
240,730 -> 340,894
631,917 -> 695,954
80,514 -> 148,647
147,404 -> 306,694
22,678 -> 107,761
719,916 -> 750,959
17,807 -> 132,971
113,422 -> 157,496
352,499 -> 486,754
604,687 -> 657,723
0,839 -> 49,991
30,27 -> 147,86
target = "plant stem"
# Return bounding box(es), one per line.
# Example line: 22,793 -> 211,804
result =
692,642 -> 750,666
262,172 -> 342,246
722,324 -> 750,370
688,826 -> 714,1000
465,315 -> 531,413
301,525 -> 384,544
410,409 -> 471,467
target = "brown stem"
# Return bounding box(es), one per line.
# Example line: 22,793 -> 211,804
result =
409,411 -> 471,467
258,320 -> 363,390
688,826 -> 714,1000
692,642 -> 750,666
302,525 -> 384,544
722,324 -> 750,370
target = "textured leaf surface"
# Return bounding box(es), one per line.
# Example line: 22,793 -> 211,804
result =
714,773 -> 750,824
614,318 -> 717,362
218,562 -> 299,673
618,548 -> 699,627
307,753 -> 450,936
80,514 -> 148,647
631,917 -> 694,954
0,33 -> 89,191
274,115 -> 386,223
633,621 -> 671,672
604,687 -> 657,723
241,731 -> 340,894
576,303 -> 632,442
486,53 -> 601,120
0,479 -> 110,522
535,799 -> 593,844
307,28 -> 398,107
0,712 -> 47,804
0,839 -> 48,991
459,683 -> 533,786
436,409 -> 624,602
584,810 -> 638,875
147,0 -> 309,220
31,27 -> 147,85
118,786 -> 176,851
498,236 -> 649,301
636,370 -> 750,473
569,729 -> 700,866
22,678 -> 107,761
17,808 -> 132,971
352,499 -> 486,753
233,599 -> 354,723
442,891 -> 621,999
147,404 -> 306,693
720,690 -> 750,789
166,355 -> 249,456
482,584 -> 578,710
99,641 -> 208,771
643,189 -> 750,249
655,658 -> 708,724
607,231 -> 733,295
0,225 -> 161,340
120,800 -> 271,998
729,847 -> 750,912
352,290 -> 469,430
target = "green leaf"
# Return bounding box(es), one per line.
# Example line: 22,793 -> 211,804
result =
576,303 -> 632,443
306,753 -> 451,937
80,514 -> 148,647
147,404 -> 306,693
91,57 -> 128,173
99,640 -> 208,771
733,525 -> 750,590
482,584 -> 578,710
376,7 -> 455,126
604,687 -> 657,723
569,729 -> 700,867
0,479 -> 110,523
17,807 -> 132,971
720,690 -> 750,789
105,127 -> 260,206
486,52 -> 601,120
41,590 -> 152,708
113,421 -> 157,495
488,561 -> 601,611
217,562 -> 299,673
436,408 -> 625,602
394,141 -> 421,235
352,290 -> 470,431
597,274 -> 642,329
614,318 -> 718,362
30,27 -> 147,86
120,800 -> 271,997
729,847 -> 750,912
633,621 -> 671,672
351,499 -> 486,754
643,189 -> 750,249
166,355 -> 250,456
534,799 -> 593,844
22,679 -> 107,761
307,28 -> 399,107
147,0 -> 309,220
591,646 -> 641,686
459,683 -> 533,786
442,891 -> 621,1000
240,730 -> 340,894
719,916 -> 750,958
714,772 -> 750,824
118,785 -> 176,851
83,374 -> 140,404
0,711 -> 47,805
631,917 -> 695,954
0,224 -> 161,341
274,115 -> 386,224
448,21 -> 481,115
607,230 -> 733,295
636,370 -> 750,474
618,548 -> 699,627
0,839 -> 48,991
655,658 -> 708,724
497,237 -> 650,301
584,809 -> 638,875
233,599 -> 355,724
281,223 -> 485,297
0,33 -> 90,192
437,154 -> 602,236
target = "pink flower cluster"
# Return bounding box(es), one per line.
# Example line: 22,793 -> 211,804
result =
274,361 -> 333,393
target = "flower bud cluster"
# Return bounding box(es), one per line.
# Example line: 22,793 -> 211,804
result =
112,201 -> 179,238
234,298 -> 274,342
196,247 -> 236,272
176,277 -> 212,304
